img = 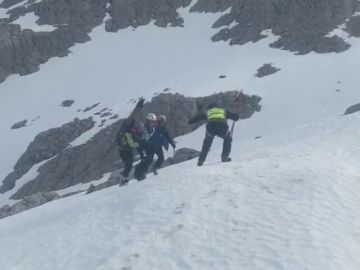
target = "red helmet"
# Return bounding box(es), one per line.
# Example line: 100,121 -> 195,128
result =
158,114 -> 166,123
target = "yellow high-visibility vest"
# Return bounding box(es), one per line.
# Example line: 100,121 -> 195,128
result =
122,132 -> 139,148
206,108 -> 226,121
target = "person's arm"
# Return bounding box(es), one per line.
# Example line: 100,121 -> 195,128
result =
161,127 -> 176,148
127,97 -> 145,122
226,110 -> 240,121
188,113 -> 207,124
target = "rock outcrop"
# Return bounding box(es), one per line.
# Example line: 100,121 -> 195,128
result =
1,0 -> 360,82
0,117 -> 95,194
345,103 -> 360,115
255,63 -> 280,78
4,91 -> 261,199
0,191 -> 60,219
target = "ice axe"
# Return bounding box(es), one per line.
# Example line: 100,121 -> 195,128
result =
230,90 -> 245,137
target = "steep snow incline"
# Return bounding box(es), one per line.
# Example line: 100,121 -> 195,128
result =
1,8 -> 360,204
0,112 -> 360,270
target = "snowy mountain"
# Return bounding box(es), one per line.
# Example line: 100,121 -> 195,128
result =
1,0 -> 360,268
1,112 -> 360,270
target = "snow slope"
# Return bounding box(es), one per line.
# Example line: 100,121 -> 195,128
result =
1,8 -> 360,204
1,111 -> 360,270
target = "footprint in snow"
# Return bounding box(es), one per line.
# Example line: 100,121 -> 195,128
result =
174,203 -> 185,214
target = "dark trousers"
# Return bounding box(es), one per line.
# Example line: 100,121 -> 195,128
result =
119,148 -> 134,178
134,144 -> 164,179
199,121 -> 232,162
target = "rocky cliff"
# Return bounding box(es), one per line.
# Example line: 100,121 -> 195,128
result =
1,0 -> 359,82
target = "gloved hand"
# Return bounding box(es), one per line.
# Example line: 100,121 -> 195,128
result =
136,97 -> 145,108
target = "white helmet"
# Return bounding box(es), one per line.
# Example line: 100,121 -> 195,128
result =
158,114 -> 166,122
146,112 -> 157,121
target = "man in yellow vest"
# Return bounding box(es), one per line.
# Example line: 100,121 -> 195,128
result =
116,98 -> 145,184
188,102 -> 240,166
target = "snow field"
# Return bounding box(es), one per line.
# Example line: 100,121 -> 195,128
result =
0,112 -> 360,270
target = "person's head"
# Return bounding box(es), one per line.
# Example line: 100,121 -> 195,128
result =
207,102 -> 219,110
146,112 -> 157,126
157,114 -> 166,126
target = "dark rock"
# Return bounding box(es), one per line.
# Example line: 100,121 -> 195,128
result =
219,75 -> 227,79
193,0 -> 358,54
61,100 -> 75,107
344,103 -> 360,115
83,103 -> 100,112
0,0 -> 23,9
163,88 -> 171,92
100,112 -> 112,118
1,0 -> 360,84
0,117 -> 95,194
98,119 -> 107,127
345,15 -> 360,37
110,114 -> 119,120
163,148 -> 200,166
0,192 -> 60,219
86,169 -> 122,194
254,136 -> 262,140
256,63 -> 281,78
0,0 -> 107,83
11,119 -> 27,129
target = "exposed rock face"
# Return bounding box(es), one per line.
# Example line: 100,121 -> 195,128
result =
345,15 -> 360,37
0,0 -> 106,82
344,103 -> 360,115
256,63 -> 280,78
1,0 -> 360,82
0,117 -> 95,194
61,100 -> 75,107
163,147 -> 200,166
194,0 -> 359,54
5,91 -> 261,199
11,119 -> 27,129
105,0 -> 191,32
0,191 -> 60,219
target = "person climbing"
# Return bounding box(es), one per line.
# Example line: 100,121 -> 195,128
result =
133,112 -> 158,180
116,98 -> 145,185
188,102 -> 240,166
134,113 -> 176,179
149,114 -> 176,175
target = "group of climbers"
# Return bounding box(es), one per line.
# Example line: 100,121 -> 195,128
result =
116,98 -> 176,185
116,97 -> 240,185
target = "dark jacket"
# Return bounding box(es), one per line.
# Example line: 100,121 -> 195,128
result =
116,98 -> 144,150
142,121 -> 175,149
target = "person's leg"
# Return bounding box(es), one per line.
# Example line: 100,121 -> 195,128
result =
198,128 -> 215,166
153,146 -> 164,174
216,123 -> 232,162
221,132 -> 232,162
135,145 -> 155,180
119,148 -> 133,178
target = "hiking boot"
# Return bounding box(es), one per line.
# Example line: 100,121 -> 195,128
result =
221,156 -> 232,163
197,159 -> 204,166
136,174 -> 147,181
119,175 -> 129,186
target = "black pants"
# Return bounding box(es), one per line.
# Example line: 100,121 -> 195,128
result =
119,148 -> 134,178
199,121 -> 232,162
134,144 -> 164,179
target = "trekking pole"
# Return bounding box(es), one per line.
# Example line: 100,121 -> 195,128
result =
230,90 -> 244,138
